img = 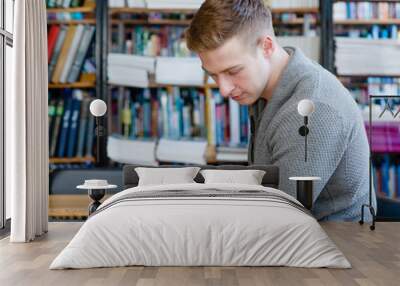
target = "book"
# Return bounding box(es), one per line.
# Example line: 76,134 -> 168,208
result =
229,98 -> 240,146
50,98 -> 65,157
107,135 -> 158,165
67,25 -> 96,83
145,0 -> 204,9
269,0 -> 319,9
47,25 -> 60,63
60,24 -> 86,83
155,57 -> 204,86
335,37 -> 400,76
76,96 -> 90,157
108,66 -> 149,88
52,25 -> 77,83
48,98 -> 57,149
334,1 -> 400,20
48,25 -> 67,81
126,0 -> 146,8
57,93 -> 73,157
216,145 -> 248,163
276,36 -> 320,62
108,0 -> 125,8
67,90 -> 83,157
121,91 -> 132,138
70,0 -> 82,7
108,53 -> 156,73
63,0 -> 72,8
156,138 -> 207,165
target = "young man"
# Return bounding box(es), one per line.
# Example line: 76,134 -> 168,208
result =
185,0 -> 376,221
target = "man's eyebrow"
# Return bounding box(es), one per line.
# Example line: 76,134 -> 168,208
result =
202,65 -> 242,76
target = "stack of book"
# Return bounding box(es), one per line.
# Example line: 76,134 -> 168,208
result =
47,0 -> 95,8
109,87 -> 207,140
111,25 -> 193,57
48,24 -> 95,83
268,0 -> 318,9
109,0 -> 204,9
107,136 -> 208,165
207,90 -> 249,147
334,1 -> 400,20
372,154 -> 400,200
155,57 -> 204,86
156,138 -> 207,164
277,35 -> 320,62
48,90 -> 95,159
108,53 -> 155,88
335,37 -> 400,76
216,145 -> 248,163
108,86 -> 250,162
109,0 -> 146,8
344,77 -> 400,106
146,0 -> 204,9
107,135 -> 158,165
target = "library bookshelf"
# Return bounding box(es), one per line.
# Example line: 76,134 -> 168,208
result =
47,1 -> 99,168
332,0 -> 400,217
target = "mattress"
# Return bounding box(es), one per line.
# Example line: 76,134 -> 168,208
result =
50,183 -> 351,269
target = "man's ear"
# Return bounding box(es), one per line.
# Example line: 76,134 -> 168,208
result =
259,35 -> 274,58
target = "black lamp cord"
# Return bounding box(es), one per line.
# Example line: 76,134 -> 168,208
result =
299,116 -> 309,162
304,117 -> 308,162
96,116 -> 100,164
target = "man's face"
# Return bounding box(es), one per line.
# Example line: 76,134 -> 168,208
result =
198,35 -> 272,105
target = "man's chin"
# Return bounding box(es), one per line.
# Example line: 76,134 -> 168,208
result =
234,96 -> 254,106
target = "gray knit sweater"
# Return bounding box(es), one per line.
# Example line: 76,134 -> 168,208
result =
248,47 -> 376,221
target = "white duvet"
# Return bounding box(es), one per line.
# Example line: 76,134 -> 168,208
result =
50,183 -> 351,269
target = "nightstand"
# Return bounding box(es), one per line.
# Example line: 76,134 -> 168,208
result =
289,176 -> 321,210
77,180 -> 117,215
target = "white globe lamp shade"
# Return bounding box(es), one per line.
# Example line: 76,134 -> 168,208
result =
297,99 -> 315,117
90,99 -> 107,117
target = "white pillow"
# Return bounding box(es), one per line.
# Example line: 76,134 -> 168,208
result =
200,169 -> 266,185
135,167 -> 201,186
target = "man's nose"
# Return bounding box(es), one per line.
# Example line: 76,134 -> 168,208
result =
218,76 -> 234,98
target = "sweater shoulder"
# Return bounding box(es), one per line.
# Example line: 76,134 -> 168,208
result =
290,63 -> 360,122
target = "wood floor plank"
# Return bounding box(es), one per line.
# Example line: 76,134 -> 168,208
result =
0,222 -> 399,286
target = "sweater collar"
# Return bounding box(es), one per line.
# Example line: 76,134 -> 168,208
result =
250,47 -> 309,118
268,46 -> 308,109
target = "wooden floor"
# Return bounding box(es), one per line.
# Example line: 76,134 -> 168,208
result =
0,222 -> 399,286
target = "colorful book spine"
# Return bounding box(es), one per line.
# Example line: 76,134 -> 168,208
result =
52,25 -> 77,83
57,93 -> 73,157
66,91 -> 82,157
76,96 -> 90,157
48,25 -> 67,81
67,25 -> 95,83
47,25 -> 60,63
50,98 -> 65,157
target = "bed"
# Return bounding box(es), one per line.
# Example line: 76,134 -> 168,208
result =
50,165 -> 351,269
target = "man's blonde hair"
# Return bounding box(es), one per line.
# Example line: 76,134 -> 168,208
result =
185,0 -> 274,53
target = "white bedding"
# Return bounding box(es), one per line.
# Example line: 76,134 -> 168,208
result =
50,183 -> 351,269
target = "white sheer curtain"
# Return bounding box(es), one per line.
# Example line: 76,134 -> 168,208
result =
7,0 -> 48,242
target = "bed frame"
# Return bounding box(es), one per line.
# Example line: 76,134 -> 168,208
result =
49,165 -> 279,219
